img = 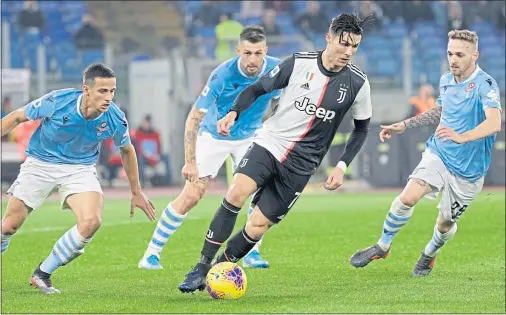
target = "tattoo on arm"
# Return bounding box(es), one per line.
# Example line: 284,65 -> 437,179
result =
184,107 -> 205,164
404,105 -> 442,128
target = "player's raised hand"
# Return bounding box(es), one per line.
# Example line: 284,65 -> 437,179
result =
182,162 -> 199,182
217,111 -> 237,136
379,122 -> 406,142
324,167 -> 345,191
130,191 -> 156,221
436,125 -> 468,143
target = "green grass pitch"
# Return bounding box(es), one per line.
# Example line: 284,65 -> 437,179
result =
1,191 -> 504,313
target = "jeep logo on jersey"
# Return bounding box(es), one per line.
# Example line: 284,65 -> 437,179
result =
294,97 -> 335,122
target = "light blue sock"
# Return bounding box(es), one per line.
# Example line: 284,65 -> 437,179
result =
377,197 -> 413,251
423,224 -> 457,257
40,225 -> 91,274
147,203 -> 186,255
1,234 -> 12,254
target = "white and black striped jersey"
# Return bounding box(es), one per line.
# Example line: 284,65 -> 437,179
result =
237,51 -> 372,175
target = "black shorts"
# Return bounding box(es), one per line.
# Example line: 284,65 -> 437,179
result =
235,143 -> 311,224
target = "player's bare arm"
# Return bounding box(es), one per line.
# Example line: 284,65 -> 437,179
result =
379,105 -> 442,142
404,105 -> 443,128
1,106 -> 29,136
437,107 -> 502,144
119,143 -> 156,221
182,105 -> 206,182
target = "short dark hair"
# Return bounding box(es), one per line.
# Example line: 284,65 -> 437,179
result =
83,63 -> 115,86
239,25 -> 266,44
329,13 -> 372,40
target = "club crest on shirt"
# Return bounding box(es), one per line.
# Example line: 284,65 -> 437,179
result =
465,82 -> 476,92
96,121 -> 108,136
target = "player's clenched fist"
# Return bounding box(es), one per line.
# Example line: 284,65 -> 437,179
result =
217,111 -> 237,136
182,162 -> 199,182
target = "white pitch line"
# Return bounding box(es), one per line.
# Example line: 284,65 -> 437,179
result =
16,215 -> 203,235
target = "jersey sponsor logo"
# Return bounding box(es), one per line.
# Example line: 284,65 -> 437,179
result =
232,83 -> 239,89
63,116 -> 69,124
300,83 -> 310,90
294,97 -> 335,122
268,65 -> 280,78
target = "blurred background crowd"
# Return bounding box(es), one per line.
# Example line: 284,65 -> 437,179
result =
1,0 -> 505,190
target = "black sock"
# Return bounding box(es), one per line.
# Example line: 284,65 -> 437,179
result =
200,199 -> 241,264
216,226 -> 258,264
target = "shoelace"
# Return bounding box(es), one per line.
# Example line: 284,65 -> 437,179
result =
417,255 -> 433,267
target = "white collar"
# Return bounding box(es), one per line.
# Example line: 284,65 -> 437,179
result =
454,64 -> 481,85
76,93 -> 104,121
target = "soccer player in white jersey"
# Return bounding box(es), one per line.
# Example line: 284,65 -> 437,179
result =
350,30 -> 502,276
179,13 -> 374,293
1,64 -> 156,294
138,26 -> 280,270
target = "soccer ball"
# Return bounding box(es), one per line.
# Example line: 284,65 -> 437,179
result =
206,262 -> 247,299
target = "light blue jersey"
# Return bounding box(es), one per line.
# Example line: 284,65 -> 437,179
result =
195,55 -> 280,140
427,65 -> 502,182
25,88 -> 130,165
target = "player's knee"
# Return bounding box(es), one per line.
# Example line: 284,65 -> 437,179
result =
1,218 -> 21,235
226,186 -> 252,207
225,174 -> 257,207
436,216 -> 456,233
1,201 -> 29,234
398,193 -> 419,208
78,216 -> 102,237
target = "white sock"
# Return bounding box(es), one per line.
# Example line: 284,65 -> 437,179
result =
423,224 -> 457,257
40,225 -> 91,274
377,196 -> 414,251
146,203 -> 186,256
